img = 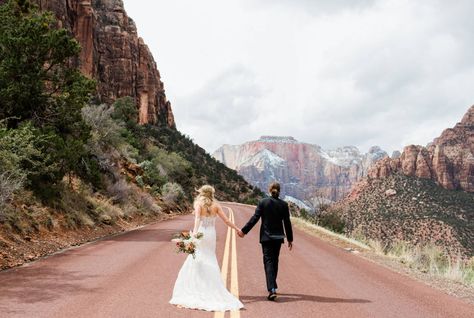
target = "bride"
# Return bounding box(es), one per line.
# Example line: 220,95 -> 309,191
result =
169,185 -> 244,312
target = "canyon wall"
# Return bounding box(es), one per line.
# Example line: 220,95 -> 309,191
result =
33,0 -> 175,127
369,105 -> 474,192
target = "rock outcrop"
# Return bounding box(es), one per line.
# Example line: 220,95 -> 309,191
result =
33,0 -> 175,128
369,105 -> 474,192
213,136 -> 387,204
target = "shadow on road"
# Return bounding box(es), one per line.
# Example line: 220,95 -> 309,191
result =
102,228 -> 184,242
240,293 -> 371,304
0,266 -> 100,304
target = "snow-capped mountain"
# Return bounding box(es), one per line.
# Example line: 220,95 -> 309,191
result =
213,136 -> 388,205
240,149 -> 286,170
284,195 -> 312,211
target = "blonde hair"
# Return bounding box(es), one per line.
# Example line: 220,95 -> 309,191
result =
194,185 -> 216,216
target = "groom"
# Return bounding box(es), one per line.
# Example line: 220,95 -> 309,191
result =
238,182 -> 293,301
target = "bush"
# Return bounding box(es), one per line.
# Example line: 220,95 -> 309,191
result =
82,103 -> 140,165
107,179 -> 131,204
161,182 -> 185,205
112,97 -> 138,128
139,159 -> 168,188
0,121 -> 52,190
146,146 -> 193,186
243,197 -> 260,206
0,171 -> 25,210
138,192 -> 162,214
81,104 -> 124,149
317,211 -> 346,234
299,208 -> 315,221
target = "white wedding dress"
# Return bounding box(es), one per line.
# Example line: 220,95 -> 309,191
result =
169,216 -> 244,311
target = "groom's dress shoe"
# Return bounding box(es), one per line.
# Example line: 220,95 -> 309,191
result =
267,291 -> 277,301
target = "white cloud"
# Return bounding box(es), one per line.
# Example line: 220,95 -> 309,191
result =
176,65 -> 264,150
124,0 -> 474,154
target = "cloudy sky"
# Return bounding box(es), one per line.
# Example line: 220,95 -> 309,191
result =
124,0 -> 474,154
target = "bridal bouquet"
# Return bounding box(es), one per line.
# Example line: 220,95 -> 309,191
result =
172,231 -> 204,259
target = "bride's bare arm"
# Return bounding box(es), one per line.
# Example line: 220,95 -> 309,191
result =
216,205 -> 240,232
192,204 -> 202,234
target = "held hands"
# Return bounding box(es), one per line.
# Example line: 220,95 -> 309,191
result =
237,229 -> 245,238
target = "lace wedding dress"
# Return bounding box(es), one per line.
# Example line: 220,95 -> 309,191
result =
169,216 -> 244,311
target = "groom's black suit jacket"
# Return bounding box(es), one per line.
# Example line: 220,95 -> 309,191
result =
241,196 -> 293,244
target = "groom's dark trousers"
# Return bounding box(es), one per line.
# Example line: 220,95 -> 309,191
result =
241,196 -> 293,292
262,240 -> 282,291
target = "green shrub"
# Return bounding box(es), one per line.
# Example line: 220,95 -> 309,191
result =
0,121 -> 41,173
139,159 -> 168,188
299,208 -> 314,221
0,121 -> 53,195
243,197 -> 260,206
135,175 -> 145,188
147,146 -> 193,186
112,97 -> 138,128
81,104 -> 125,149
317,211 -> 346,234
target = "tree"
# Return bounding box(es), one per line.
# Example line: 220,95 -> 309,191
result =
0,0 -> 96,196
0,0 -> 95,129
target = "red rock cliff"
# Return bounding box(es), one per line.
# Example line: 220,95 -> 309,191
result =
213,136 -> 388,203
369,105 -> 474,192
33,0 -> 175,128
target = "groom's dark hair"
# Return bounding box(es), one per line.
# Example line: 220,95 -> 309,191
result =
268,182 -> 280,198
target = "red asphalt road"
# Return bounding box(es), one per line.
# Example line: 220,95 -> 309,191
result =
1,202 -> 473,318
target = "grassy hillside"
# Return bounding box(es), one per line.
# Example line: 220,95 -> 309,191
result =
334,174 -> 474,257
140,125 -> 263,203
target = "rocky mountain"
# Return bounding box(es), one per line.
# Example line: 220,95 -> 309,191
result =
33,0 -> 175,127
336,174 -> 474,257
213,136 -> 388,205
334,105 -> 474,257
369,105 -> 474,192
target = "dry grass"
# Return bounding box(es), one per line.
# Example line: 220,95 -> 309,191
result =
291,217 -> 370,250
368,239 -> 387,255
381,241 -> 474,287
293,216 -> 474,288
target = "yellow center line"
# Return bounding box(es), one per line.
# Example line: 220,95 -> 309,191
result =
229,208 -> 241,318
221,211 -> 232,284
214,207 -> 233,318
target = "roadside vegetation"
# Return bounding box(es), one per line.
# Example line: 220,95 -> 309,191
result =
366,239 -> 474,287
290,204 -> 474,288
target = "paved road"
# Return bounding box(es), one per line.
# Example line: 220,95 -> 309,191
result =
1,203 -> 473,318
